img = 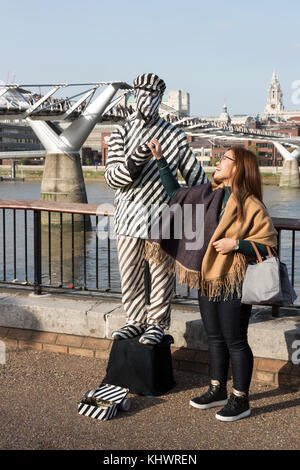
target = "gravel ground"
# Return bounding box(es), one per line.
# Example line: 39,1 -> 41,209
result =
0,349 -> 299,451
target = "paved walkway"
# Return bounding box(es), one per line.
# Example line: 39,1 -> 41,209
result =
0,349 -> 299,450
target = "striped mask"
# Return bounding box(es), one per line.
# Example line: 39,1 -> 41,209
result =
133,73 -> 166,120
135,88 -> 162,120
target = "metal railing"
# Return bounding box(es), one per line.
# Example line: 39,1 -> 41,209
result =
0,199 -> 299,311
0,199 -> 114,295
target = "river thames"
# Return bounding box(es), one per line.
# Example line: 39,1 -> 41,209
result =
0,180 -> 299,297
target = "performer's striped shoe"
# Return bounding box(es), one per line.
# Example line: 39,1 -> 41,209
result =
139,325 -> 164,345
111,324 -> 145,341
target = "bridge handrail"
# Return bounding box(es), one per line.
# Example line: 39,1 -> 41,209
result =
0,199 -> 114,216
0,199 -> 300,230
271,217 -> 300,231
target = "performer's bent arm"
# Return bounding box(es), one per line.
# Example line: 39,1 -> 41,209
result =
177,134 -> 208,187
104,129 -> 138,189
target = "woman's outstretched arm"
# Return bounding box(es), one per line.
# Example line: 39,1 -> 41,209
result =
156,156 -> 181,199
147,139 -> 181,199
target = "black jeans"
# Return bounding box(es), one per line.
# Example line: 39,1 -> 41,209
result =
198,292 -> 253,394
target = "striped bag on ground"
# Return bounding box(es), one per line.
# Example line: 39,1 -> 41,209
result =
78,384 -> 129,421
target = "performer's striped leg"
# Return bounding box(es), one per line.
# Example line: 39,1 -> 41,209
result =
112,235 -> 147,340
139,325 -> 164,345
147,258 -> 175,329
139,257 -> 175,345
112,324 -> 146,341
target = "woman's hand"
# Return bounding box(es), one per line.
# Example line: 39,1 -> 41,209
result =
212,238 -> 237,255
147,138 -> 163,160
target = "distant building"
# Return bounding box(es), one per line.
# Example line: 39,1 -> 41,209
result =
0,121 -> 43,165
202,103 -> 256,126
0,122 -> 42,153
165,90 -> 190,116
264,70 -> 284,116
263,70 -> 300,120
187,136 -> 212,166
265,122 -> 300,137
81,147 -> 101,166
218,102 -> 231,123
209,138 -> 283,167
230,115 -> 258,127
101,131 -> 113,166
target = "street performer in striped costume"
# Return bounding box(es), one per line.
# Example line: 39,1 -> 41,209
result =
105,73 -> 207,345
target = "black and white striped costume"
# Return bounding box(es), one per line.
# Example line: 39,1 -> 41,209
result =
105,74 -> 207,343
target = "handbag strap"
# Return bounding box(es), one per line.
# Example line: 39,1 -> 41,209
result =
270,246 -> 279,258
249,241 -> 273,263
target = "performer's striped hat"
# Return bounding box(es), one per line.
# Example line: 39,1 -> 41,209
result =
133,73 -> 166,94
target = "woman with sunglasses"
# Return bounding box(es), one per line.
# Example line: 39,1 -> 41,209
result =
145,140 -> 277,422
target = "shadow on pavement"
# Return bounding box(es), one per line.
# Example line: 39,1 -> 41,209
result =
251,397 -> 300,416
112,395 -> 165,420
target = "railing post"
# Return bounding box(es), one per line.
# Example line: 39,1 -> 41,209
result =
272,305 -> 280,317
34,209 -> 42,295
272,230 -> 282,317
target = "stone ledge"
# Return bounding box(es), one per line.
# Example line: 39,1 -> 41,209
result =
0,291 -> 121,339
0,291 -> 299,389
0,326 -> 299,390
1,291 -> 299,361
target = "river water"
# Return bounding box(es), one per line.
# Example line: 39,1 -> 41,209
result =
0,180 -> 299,297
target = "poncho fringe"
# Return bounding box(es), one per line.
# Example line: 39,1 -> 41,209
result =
145,239 -> 248,301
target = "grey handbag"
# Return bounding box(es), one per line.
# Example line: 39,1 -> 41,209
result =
241,241 -> 297,306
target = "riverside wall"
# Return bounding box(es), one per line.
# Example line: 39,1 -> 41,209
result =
0,289 -> 299,390
0,165 -> 289,183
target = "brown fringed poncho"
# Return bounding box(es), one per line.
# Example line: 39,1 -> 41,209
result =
145,181 -> 278,301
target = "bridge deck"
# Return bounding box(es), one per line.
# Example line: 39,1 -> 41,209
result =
0,107 -> 127,122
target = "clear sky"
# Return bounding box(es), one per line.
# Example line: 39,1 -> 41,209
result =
1,0 -> 300,117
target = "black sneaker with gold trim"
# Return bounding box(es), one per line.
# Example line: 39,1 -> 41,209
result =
190,382 -> 228,410
215,392 -> 251,422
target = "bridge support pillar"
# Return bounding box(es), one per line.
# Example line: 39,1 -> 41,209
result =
26,82 -> 130,231
279,160 -> 300,188
40,152 -> 91,230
